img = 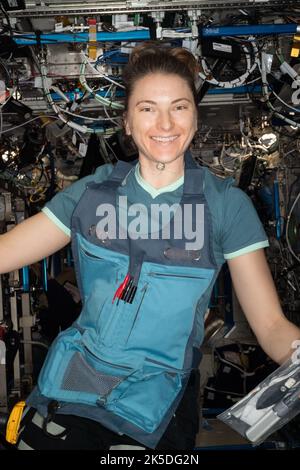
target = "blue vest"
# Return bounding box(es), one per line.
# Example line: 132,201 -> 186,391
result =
31,153 -> 219,448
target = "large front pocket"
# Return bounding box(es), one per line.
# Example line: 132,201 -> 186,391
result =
107,360 -> 187,433
38,330 -> 187,433
38,330 -> 136,406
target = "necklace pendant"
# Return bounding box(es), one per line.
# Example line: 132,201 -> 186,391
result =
156,162 -> 165,171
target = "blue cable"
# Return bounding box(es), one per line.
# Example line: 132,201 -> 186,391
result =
22,266 -> 29,293
14,30 -> 150,45
273,179 -> 282,240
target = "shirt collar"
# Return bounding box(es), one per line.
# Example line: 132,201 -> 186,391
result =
134,162 -> 184,198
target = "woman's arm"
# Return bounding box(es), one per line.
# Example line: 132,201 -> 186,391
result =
227,249 -> 300,364
0,212 -> 70,274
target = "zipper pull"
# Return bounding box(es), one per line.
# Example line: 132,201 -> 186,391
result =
96,397 -> 107,407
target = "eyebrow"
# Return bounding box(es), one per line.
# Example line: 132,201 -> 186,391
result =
135,98 -> 192,106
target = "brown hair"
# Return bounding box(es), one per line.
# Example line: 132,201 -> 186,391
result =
122,42 -> 199,111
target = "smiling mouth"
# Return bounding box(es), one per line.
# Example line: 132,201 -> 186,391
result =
151,136 -> 179,143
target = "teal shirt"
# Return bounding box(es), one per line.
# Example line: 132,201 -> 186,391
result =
42,162 -> 269,267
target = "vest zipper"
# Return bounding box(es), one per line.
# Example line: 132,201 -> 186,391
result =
81,248 -> 118,265
125,283 -> 149,344
148,272 -> 205,280
82,249 -> 103,260
144,356 -> 190,373
83,344 -> 132,371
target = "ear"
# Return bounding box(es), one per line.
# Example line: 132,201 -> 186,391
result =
123,113 -> 131,136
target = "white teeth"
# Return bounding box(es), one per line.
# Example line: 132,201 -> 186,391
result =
151,136 -> 178,142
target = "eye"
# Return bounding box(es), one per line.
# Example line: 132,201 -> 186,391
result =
175,104 -> 188,111
139,106 -> 153,112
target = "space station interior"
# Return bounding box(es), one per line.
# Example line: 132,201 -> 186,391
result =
0,0 -> 300,451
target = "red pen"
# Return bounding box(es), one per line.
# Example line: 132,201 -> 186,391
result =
112,274 -> 130,303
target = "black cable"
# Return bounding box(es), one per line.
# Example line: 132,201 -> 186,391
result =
34,29 -> 42,51
196,58 -> 229,104
0,57 -> 10,85
42,401 -> 68,440
48,144 -> 56,200
0,3 -> 13,38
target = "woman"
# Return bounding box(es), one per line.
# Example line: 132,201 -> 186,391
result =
1,43 -> 299,450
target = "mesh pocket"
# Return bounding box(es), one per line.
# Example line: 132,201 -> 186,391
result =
62,352 -> 122,396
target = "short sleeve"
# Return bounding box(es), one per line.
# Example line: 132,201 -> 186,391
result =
41,164 -> 114,237
221,184 -> 269,260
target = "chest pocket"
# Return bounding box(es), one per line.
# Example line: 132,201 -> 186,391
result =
76,234 -> 127,333
121,262 -> 215,370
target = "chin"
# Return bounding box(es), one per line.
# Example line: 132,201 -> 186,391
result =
158,156 -> 183,165
152,152 -> 183,163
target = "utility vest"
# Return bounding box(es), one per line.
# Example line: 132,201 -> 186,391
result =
34,152 -> 219,448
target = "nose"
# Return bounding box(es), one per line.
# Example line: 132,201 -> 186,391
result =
158,109 -> 173,131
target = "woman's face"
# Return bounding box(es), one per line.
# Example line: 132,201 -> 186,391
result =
124,73 -> 197,168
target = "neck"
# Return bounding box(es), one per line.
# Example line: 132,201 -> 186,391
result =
138,157 -> 185,189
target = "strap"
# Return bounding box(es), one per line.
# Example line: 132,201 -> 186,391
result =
184,151 -> 198,170
107,160 -> 136,184
183,152 -> 204,196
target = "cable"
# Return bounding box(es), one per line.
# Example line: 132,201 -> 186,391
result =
0,57 -> 10,84
95,48 -> 122,67
103,105 -> 121,127
285,191 -> 300,264
0,86 -> 15,112
282,149 -> 299,159
48,84 -> 121,123
38,56 -> 119,135
0,115 -> 59,134
259,53 -> 300,129
57,105 -> 118,122
270,87 -> 300,115
81,52 -> 125,90
20,340 -> 49,350
74,130 -> 87,145
0,108 -> 2,138
29,186 -> 48,203
199,37 -> 260,89
0,3 -> 13,38
104,137 -> 119,161
79,54 -> 125,111
50,85 -> 70,103
40,60 -> 87,133
213,345 -> 258,376
40,58 -> 105,134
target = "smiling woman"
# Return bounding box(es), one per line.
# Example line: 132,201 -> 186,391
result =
1,41 -> 299,452
122,44 -> 199,189
124,74 -> 197,189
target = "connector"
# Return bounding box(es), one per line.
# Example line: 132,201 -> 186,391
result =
280,61 -> 300,83
291,35 -> 300,58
